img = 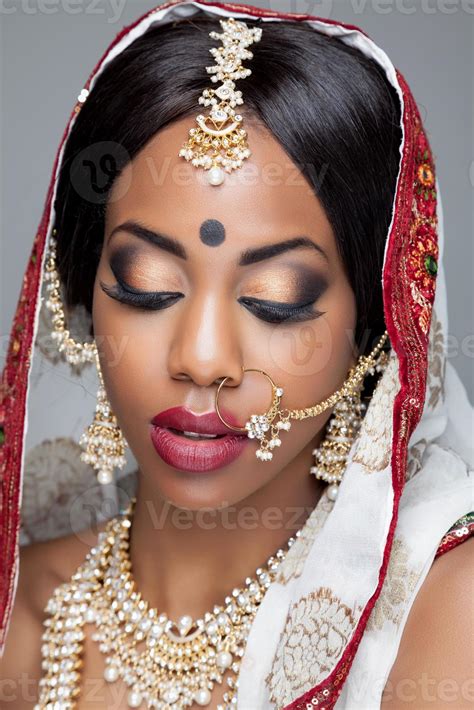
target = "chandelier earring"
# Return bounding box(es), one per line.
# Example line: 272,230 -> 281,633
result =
310,344 -> 390,501
43,228 -> 128,485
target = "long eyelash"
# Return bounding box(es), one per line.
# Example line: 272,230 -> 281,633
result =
100,280 -> 183,311
239,297 -> 324,324
100,280 -> 323,323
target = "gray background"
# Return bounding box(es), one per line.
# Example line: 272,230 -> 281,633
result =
1,0 -> 473,401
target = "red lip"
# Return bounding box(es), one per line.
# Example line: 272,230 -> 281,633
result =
149,406 -> 249,473
150,406 -> 246,436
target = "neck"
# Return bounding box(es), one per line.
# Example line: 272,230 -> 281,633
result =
128,434 -> 325,620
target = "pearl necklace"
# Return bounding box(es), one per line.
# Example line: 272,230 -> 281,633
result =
35,497 -> 301,709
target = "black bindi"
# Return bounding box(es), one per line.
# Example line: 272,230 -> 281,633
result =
199,219 -> 226,247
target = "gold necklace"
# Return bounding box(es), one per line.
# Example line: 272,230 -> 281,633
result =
35,496 -> 301,709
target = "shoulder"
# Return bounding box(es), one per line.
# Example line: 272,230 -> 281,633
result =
382,536 -> 474,708
0,519 -> 109,698
18,519 -> 110,615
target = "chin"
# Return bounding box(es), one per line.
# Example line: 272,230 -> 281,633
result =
137,453 -> 276,516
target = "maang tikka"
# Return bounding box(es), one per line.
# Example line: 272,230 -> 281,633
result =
44,229 -> 128,485
178,16 -> 262,186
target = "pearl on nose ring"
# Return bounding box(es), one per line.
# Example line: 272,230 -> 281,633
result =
214,367 -> 288,462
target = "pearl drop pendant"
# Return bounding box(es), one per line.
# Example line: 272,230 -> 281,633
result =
207,166 -> 225,185
195,687 -> 212,705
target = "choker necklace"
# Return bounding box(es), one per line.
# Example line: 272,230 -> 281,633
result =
35,496 -> 301,709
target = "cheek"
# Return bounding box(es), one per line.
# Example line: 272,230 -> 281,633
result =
91,274 -> 167,419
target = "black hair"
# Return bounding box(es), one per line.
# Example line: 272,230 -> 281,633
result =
53,12 -> 401,357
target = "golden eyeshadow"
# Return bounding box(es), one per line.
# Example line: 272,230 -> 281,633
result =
109,246 -> 182,291
244,267 -> 328,303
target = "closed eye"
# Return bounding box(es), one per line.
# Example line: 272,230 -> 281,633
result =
99,280 -> 325,324
99,279 -> 184,310
238,297 -> 325,323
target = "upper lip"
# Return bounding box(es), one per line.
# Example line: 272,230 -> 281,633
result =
150,406 -> 247,436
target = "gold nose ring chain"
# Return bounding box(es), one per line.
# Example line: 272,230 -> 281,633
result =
214,331 -> 389,462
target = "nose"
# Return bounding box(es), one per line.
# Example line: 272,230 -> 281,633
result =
167,293 -> 244,389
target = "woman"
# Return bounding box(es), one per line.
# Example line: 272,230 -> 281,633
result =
0,1 -> 472,708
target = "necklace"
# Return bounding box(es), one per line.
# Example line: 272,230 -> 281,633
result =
35,496 -> 301,710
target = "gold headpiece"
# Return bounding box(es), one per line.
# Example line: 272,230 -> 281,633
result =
178,17 -> 262,186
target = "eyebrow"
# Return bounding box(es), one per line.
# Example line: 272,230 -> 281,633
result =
107,220 -> 329,266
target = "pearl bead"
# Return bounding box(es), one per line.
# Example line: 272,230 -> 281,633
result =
127,689 -> 143,707
84,608 -> 96,623
216,650 -> 233,669
207,166 -> 225,185
104,665 -> 119,682
327,483 -> 339,501
150,623 -> 163,638
97,470 -> 113,485
195,688 -> 212,705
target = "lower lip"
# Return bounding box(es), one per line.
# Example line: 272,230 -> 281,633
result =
149,426 -> 250,473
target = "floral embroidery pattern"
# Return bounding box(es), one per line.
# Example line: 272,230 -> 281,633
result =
426,307 -> 446,409
405,136 -> 439,336
408,221 -> 438,303
365,536 -> 423,631
275,493 -> 334,586
265,587 -> 363,706
351,353 -> 399,473
405,437 -> 428,482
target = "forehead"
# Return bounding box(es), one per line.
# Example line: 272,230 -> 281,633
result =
106,116 -> 334,253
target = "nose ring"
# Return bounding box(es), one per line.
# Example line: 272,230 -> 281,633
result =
214,366 -> 289,461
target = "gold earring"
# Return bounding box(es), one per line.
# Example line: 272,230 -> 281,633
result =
78,349 -> 127,485
309,379 -> 365,501
311,347 -> 389,501
44,228 -> 128,485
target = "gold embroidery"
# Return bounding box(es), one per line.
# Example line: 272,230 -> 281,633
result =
406,437 -> 428,482
426,307 -> 446,409
265,587 -> 363,706
351,354 -> 399,474
366,536 -> 423,631
275,494 -> 334,586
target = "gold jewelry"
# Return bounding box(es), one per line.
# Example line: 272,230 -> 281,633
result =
78,348 -> 128,485
310,379 -> 366,502
44,229 -> 97,366
310,347 -> 390,500
215,332 -> 389,464
36,496 -> 301,710
215,368 -> 285,461
178,17 -> 262,186
44,229 -> 128,485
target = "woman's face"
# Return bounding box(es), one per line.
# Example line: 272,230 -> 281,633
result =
93,117 -> 357,510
